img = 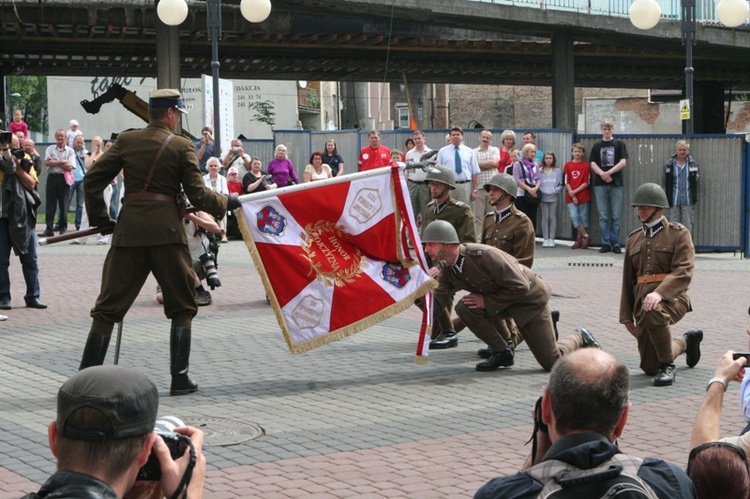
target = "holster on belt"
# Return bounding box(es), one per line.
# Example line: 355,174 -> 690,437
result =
636,273 -> 669,284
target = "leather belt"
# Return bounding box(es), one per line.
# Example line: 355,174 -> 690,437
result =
123,192 -> 175,203
456,180 -> 470,184
636,273 -> 669,284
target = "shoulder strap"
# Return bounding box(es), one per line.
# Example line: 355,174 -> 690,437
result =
142,133 -> 175,192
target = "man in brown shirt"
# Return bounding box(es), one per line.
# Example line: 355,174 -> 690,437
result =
620,183 -> 703,386
423,220 -> 599,372
79,89 -> 241,395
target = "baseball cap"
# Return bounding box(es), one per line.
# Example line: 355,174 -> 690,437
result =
227,167 -> 239,175
57,366 -> 158,441
69,120 -> 79,127
149,89 -> 189,114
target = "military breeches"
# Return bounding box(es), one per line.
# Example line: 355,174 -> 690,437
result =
455,300 -> 508,352
635,296 -> 690,375
90,244 -> 197,327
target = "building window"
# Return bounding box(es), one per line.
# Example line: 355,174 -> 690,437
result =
397,107 -> 410,129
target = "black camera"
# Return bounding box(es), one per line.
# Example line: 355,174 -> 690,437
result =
11,147 -> 25,159
199,252 -> 221,289
0,131 -> 12,144
137,417 -> 190,481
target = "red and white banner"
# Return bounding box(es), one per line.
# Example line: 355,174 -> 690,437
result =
237,167 -> 436,361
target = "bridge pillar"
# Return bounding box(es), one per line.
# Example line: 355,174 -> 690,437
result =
155,22 -> 182,130
693,81 -> 726,133
551,33 -> 575,129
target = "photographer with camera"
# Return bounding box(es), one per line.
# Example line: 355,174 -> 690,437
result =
0,133 -> 45,312
23,365 -> 207,499
195,127 -> 214,174
222,139 -> 251,178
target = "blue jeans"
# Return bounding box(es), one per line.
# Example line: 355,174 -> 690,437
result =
566,201 -> 590,230
67,180 -> 84,228
594,185 -> 623,247
0,218 -> 40,302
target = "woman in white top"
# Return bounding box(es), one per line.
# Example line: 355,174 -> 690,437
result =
203,157 -> 230,242
304,151 -> 333,182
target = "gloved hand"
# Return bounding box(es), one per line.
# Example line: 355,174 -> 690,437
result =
226,194 -> 242,211
97,219 -> 117,235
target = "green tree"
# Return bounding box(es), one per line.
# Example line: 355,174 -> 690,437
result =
8,75 -> 48,134
249,100 -> 276,129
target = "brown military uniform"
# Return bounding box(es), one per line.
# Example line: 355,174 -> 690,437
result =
419,196 -> 476,337
424,197 -> 476,244
620,218 -> 693,375
433,243 -> 585,371
481,204 -> 535,268
84,122 -> 228,329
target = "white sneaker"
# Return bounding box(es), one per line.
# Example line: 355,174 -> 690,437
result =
549,240 -> 556,248
0,314 -> 6,321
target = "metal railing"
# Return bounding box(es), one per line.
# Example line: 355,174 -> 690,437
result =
468,0 -> 734,24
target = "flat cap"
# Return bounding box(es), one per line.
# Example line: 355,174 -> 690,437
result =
57,366 -> 158,441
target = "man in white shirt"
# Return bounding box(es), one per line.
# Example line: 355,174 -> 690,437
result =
404,130 -> 432,234
43,129 -> 76,237
436,126 -> 480,206
472,130 -> 500,235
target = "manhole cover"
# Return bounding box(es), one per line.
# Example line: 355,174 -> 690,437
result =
190,418 -> 264,447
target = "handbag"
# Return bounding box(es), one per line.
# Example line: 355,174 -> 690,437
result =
63,169 -> 74,186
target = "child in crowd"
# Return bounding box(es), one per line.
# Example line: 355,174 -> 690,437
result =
505,148 -> 520,175
390,149 -> 405,168
226,167 -> 244,195
564,143 -> 592,249
539,152 -> 563,247
66,119 -> 82,147
9,110 -> 28,139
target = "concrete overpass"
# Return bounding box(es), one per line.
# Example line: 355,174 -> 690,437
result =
2,0 -> 750,129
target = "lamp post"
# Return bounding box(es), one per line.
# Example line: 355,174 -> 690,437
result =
156,0 -> 272,157
629,0 -> 748,134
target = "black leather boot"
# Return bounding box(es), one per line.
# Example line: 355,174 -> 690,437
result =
170,327 -> 198,396
654,363 -> 676,386
79,333 -> 111,370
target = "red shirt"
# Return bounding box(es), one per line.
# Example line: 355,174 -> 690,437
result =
227,180 -> 244,195
358,145 -> 391,171
563,160 -> 591,204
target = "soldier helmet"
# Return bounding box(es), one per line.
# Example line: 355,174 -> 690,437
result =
424,165 -> 457,189
631,183 -> 669,208
421,220 -> 460,244
484,173 -> 517,198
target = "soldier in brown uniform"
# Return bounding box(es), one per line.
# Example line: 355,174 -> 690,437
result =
78,89 -> 242,395
480,173 -> 535,267
620,183 -> 703,386
420,165 -> 476,349
423,220 -> 600,371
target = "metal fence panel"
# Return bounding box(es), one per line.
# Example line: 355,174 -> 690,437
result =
241,139 -> 274,167
578,134 -> 744,250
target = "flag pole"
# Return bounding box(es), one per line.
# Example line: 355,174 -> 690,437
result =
237,167 -> 396,205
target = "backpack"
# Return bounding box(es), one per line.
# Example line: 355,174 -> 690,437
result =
523,453 -> 660,498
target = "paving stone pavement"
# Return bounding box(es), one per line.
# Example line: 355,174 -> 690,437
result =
1,227 -> 749,498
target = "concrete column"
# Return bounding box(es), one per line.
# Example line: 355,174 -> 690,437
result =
551,33 -> 575,129
694,81 -> 725,133
155,22 -> 182,131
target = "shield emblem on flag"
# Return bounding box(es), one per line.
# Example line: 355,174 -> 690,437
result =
256,205 -> 286,236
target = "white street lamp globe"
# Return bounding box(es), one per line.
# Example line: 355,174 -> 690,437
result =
629,0 -> 662,29
157,0 -> 189,26
717,0 -> 749,27
241,0 -> 272,23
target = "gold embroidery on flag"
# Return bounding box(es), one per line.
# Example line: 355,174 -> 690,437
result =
301,220 -> 365,287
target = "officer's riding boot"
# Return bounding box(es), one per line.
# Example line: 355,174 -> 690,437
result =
170,327 -> 198,396
79,333 -> 111,370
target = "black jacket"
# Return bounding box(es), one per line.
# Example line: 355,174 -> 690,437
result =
22,470 -> 119,499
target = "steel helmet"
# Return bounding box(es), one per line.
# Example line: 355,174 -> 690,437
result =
421,220 -> 460,244
631,183 -> 669,208
425,165 -> 457,189
484,173 -> 517,198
